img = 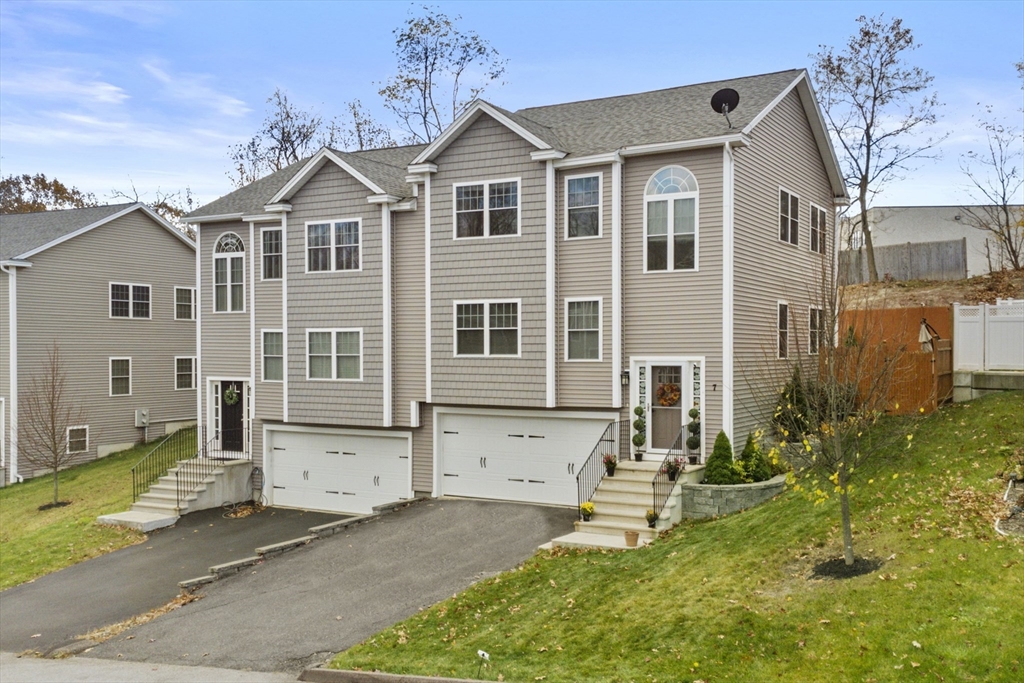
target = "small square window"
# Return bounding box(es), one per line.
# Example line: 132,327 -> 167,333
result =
455,301 -> 519,356
454,180 -> 519,238
307,329 -> 361,380
111,283 -> 150,318
67,427 -> 88,454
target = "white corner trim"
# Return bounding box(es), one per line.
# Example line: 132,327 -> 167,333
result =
382,203 -> 393,427
195,226 -> 202,451
722,143 -> 735,445
424,174 -> 432,403
249,222 -> 257,429
281,212 -> 289,422
611,160 -> 623,408
3,264 -> 18,479
545,159 -> 556,408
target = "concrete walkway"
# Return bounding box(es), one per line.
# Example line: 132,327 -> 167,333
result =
0,651 -> 293,683
0,506 -> 346,655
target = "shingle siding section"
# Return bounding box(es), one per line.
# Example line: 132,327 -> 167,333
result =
393,209 -> 425,427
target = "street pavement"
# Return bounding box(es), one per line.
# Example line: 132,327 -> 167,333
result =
0,651 -> 294,682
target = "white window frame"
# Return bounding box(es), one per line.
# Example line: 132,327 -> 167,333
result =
779,187 -> 800,247
808,307 -> 824,356
451,177 -> 522,239
809,204 -> 827,255
564,172 -> 602,240
175,356 -> 196,390
262,329 -> 284,383
66,425 -> 89,454
642,166 -> 700,274
565,297 -> 603,362
213,232 -> 246,313
261,226 -> 283,281
110,357 -> 132,397
109,282 -> 152,319
452,299 -> 523,358
174,286 -> 196,320
777,301 -> 790,360
305,328 -> 363,382
304,218 -> 362,274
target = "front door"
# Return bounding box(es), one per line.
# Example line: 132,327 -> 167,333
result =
650,365 -> 684,450
220,381 -> 244,452
633,359 -> 703,457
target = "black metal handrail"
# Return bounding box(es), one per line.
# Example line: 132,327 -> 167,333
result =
651,427 -> 686,524
175,426 -> 250,508
131,426 -> 197,502
576,420 -> 630,520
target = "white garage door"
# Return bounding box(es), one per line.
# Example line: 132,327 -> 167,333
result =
268,430 -> 410,514
439,413 -> 612,506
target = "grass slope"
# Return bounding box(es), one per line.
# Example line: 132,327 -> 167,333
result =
331,393 -> 1023,682
0,429 -> 194,591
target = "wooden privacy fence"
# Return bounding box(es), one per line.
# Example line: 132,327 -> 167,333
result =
839,238 -> 967,285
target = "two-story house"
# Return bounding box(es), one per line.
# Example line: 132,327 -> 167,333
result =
1,203 -> 197,484
185,69 -> 846,515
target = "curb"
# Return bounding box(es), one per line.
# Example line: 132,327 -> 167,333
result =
299,667 -> 480,683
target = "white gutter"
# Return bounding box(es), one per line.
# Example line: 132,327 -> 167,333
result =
382,203 -> 393,427
722,142 -> 736,444
611,160 -> 623,408
545,159 -> 556,408
185,212 -> 245,223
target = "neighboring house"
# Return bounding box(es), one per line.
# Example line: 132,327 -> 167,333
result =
185,68 -> 847,515
843,205 -> 1024,278
1,203 -> 197,484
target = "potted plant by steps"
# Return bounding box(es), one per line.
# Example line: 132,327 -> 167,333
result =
661,456 -> 682,482
645,509 -> 658,528
580,501 -> 595,522
603,453 -> 617,477
624,529 -> 640,547
632,405 -> 647,461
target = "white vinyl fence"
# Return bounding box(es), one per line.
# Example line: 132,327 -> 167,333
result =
954,299 -> 1024,371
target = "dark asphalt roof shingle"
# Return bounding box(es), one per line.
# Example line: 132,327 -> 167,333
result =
1,203 -> 136,260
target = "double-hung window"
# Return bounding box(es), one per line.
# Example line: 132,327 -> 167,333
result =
809,205 -> 827,254
809,307 -> 824,355
110,283 -> 151,319
175,287 -> 195,320
67,426 -> 88,454
262,331 -> 283,381
566,174 -> 601,238
306,220 -> 360,272
644,167 -> 698,272
214,233 -> 245,312
307,329 -> 362,380
777,302 -> 790,360
175,357 -> 196,390
454,179 -> 519,238
779,189 -> 799,245
455,301 -> 519,356
262,228 -> 282,279
110,358 -> 131,396
566,299 -> 601,360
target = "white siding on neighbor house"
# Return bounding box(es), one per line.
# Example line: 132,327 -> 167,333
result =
13,211 -> 196,475
430,114 -> 548,407
732,89 -> 836,441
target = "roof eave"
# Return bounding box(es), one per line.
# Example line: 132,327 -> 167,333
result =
268,149 -> 386,205
410,101 -> 555,166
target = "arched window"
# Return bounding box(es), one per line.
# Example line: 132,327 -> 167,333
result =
644,166 -> 698,272
214,233 -> 245,312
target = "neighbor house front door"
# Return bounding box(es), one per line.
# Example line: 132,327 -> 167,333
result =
219,381 -> 244,452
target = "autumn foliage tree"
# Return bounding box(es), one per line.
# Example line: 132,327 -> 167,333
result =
0,173 -> 97,214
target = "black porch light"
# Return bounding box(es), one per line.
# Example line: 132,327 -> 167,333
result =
620,370 -> 630,387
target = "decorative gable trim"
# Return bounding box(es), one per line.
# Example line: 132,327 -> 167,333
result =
410,101 -> 559,166
268,148 -> 386,205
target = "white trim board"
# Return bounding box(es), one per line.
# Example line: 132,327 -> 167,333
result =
411,100 -> 556,166
269,148 -> 386,204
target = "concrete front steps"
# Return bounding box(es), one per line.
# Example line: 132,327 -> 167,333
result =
98,458 -> 253,532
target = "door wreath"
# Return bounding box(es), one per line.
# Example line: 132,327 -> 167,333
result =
223,386 -> 240,406
656,382 -> 680,406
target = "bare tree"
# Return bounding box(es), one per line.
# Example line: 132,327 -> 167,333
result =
338,99 -> 397,151
0,173 -> 97,214
813,14 -> 946,283
110,180 -> 197,239
379,5 -> 506,144
20,345 -> 88,507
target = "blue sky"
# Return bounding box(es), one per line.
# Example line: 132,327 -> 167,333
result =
1,1 -> 1021,209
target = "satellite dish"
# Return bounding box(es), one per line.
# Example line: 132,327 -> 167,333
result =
711,88 -> 740,128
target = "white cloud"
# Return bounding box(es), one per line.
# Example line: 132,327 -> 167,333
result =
0,69 -> 129,105
143,61 -> 250,118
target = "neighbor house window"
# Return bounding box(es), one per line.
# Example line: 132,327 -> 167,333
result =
263,331 -> 283,381
779,189 -> 799,245
175,287 -> 195,320
644,166 -> 698,272
810,205 -> 827,254
175,357 -> 196,390
777,303 -> 789,359
214,233 -> 245,312
67,426 -> 88,454
454,179 -> 520,238
566,174 -> 601,238
809,307 -> 824,355
567,299 -> 601,360
110,358 -> 131,396
110,283 -> 151,319
307,329 -> 362,381
455,301 -> 519,356
262,228 -> 282,279
306,220 -> 360,272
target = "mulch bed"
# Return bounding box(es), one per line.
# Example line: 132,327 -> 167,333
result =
37,501 -> 71,511
811,557 -> 884,580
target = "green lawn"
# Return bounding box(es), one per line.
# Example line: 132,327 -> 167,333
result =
331,392 -> 1024,682
0,430 -> 194,591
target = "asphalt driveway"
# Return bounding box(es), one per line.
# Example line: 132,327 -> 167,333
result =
0,506 -> 346,655
80,499 -> 575,673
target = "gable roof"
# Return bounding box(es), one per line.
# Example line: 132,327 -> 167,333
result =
1,203 -> 194,261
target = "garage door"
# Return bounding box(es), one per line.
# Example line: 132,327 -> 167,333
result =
268,430 -> 410,514
439,413 -> 612,506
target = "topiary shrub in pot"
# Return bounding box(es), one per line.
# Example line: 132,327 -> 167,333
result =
739,432 -> 772,483
703,431 -> 743,485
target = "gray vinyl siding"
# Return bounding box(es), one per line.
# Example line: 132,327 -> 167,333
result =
621,148 -> 725,441
393,209 -> 426,427
732,89 -> 835,440
13,211 -> 195,474
412,403 -> 433,494
254,222 -> 284,466
556,165 -> 613,407
287,163 -> 384,426
1,272 -> 8,475
430,114 -> 547,406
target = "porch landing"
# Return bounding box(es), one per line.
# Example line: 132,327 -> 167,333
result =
97,510 -> 178,532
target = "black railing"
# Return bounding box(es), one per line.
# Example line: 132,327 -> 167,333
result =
651,427 -> 686,524
576,420 -> 630,519
175,426 -> 250,508
131,426 -> 197,502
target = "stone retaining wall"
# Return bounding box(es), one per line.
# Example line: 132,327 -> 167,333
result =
677,474 -> 787,519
